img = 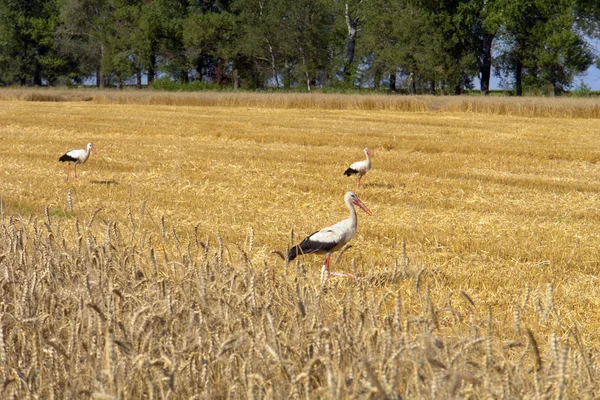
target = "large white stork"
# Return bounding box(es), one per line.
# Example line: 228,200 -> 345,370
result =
344,148 -> 373,189
288,192 -> 373,282
58,142 -> 97,181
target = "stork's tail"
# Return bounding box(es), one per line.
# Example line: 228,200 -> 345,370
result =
59,154 -> 77,163
344,168 -> 358,176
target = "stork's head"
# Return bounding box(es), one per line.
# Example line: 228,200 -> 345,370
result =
364,148 -> 373,158
87,142 -> 98,154
346,192 -> 373,215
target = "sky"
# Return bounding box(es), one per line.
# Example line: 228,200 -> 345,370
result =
572,37 -> 600,90
575,64 -> 600,90
575,35 -> 600,90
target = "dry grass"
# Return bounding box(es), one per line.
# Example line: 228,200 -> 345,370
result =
1,89 -> 600,397
1,87 -> 600,118
0,215 -> 597,398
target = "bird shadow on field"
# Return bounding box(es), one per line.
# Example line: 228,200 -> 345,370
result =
271,244 -> 433,288
365,182 -> 404,190
90,180 -> 119,186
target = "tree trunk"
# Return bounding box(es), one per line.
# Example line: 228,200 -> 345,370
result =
515,61 -> 522,96
233,69 -> 240,90
454,84 -> 461,95
374,68 -> 381,90
284,62 -> 292,89
196,58 -> 205,82
97,68 -> 104,89
302,53 -> 311,92
408,72 -> 416,94
480,32 -> 494,95
136,70 -> 142,89
342,3 -> 358,84
148,53 -> 156,85
552,68 -> 560,96
33,67 -> 42,86
98,45 -> 105,89
389,72 -> 396,92
454,80 -> 461,95
267,40 -> 279,88
430,80 -> 436,95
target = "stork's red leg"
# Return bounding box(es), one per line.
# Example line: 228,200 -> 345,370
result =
323,253 -> 356,281
320,254 -> 331,284
74,164 -> 78,179
330,271 -> 356,279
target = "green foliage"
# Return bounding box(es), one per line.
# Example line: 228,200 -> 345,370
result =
496,0 -> 594,95
0,0 -> 598,93
0,0 -> 67,85
184,11 -> 235,59
570,80 -> 592,97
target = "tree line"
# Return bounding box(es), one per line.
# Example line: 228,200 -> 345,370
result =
0,0 -> 599,95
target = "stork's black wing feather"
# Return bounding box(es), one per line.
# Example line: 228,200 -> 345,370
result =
287,230 -> 338,261
344,168 -> 358,176
59,153 -> 78,163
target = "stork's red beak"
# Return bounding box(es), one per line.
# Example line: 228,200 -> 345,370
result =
91,147 -> 98,154
353,198 -> 373,215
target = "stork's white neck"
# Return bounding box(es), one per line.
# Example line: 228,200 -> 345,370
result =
345,196 -> 358,229
83,147 -> 92,161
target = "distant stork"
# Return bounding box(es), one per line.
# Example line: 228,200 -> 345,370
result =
58,142 -> 97,181
344,148 -> 373,189
288,192 -> 373,282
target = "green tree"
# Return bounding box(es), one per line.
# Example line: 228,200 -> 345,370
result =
362,0 -> 452,93
0,0 -> 68,85
361,0 -> 413,92
279,0 -> 340,91
497,0 -> 593,95
452,0 -> 502,94
339,1 -> 360,87
184,9 -> 235,85
148,0 -> 191,83
232,0 -> 283,88
533,5 -> 594,95
58,0 -> 120,87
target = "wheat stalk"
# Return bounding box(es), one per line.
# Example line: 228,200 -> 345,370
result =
67,188 -> 73,213
0,318 -> 6,381
88,207 -> 103,228
0,203 -> 598,398
556,343 -> 569,400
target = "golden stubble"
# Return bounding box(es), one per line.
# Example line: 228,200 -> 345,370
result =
1,91 -> 600,396
2,99 -> 600,283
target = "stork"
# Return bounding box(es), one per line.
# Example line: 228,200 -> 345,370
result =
58,142 -> 97,181
344,148 -> 373,189
288,192 -> 373,282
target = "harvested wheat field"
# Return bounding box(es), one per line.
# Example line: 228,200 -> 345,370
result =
1,90 -> 600,398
